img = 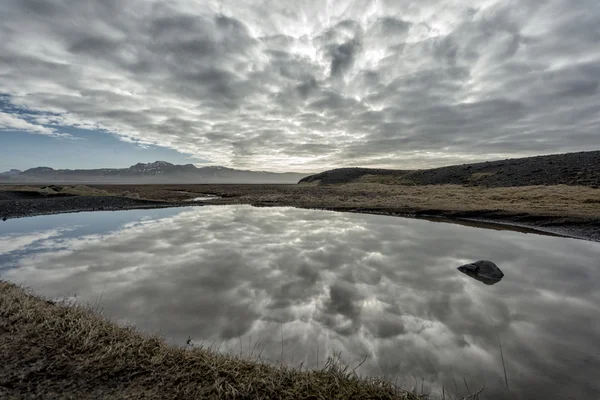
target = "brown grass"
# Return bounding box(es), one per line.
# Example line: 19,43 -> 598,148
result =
133,183 -> 599,219
328,183 -> 600,217
89,183 -> 600,218
4,183 -> 599,219
0,281 -> 421,400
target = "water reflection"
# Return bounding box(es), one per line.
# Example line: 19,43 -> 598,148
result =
1,205 -> 599,400
185,195 -> 221,202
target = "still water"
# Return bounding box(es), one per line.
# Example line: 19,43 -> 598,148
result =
1,205 -> 599,399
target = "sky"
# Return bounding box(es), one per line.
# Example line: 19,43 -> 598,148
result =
0,0 -> 599,173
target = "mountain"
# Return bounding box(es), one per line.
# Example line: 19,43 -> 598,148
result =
0,169 -> 22,176
299,150 -> 600,188
0,162 -> 307,184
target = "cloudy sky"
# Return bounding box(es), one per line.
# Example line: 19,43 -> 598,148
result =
1,0 -> 599,172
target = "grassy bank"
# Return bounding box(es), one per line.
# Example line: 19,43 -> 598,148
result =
0,281 -> 420,400
86,182 -> 600,218
3,183 -> 599,240
4,183 -> 600,218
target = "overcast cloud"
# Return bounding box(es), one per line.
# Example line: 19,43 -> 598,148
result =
1,0 -> 599,171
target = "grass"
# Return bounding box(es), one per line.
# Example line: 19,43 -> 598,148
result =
55,183 -> 597,219
4,183 -> 600,219
0,281 -> 426,400
330,183 -> 600,217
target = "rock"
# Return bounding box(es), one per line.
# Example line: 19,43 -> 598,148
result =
1,216 -> 6,221
457,260 -> 504,285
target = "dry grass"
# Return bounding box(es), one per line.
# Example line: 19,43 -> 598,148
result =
329,183 -> 600,217
0,281 -> 422,400
54,185 -> 111,197
4,183 -> 599,219
203,183 -> 598,218
83,183 -> 600,218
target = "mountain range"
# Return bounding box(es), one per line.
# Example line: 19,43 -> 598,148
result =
0,161 -> 308,184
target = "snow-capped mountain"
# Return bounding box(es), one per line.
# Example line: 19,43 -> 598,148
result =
127,161 -> 175,174
0,162 -> 307,184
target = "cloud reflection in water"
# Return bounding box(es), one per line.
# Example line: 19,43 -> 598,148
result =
1,205 -> 599,399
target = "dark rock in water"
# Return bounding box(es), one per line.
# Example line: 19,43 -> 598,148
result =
457,260 -> 504,285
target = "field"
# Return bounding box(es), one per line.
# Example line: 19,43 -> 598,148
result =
89,182 -> 600,218
2,183 -> 599,240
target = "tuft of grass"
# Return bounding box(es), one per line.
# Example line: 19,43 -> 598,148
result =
0,281 -> 422,399
59,185 -> 110,196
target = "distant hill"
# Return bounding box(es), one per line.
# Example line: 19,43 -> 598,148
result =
0,169 -> 22,176
299,151 -> 600,187
0,161 -> 307,184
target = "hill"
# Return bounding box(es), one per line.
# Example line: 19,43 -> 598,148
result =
0,161 -> 306,184
299,151 -> 600,187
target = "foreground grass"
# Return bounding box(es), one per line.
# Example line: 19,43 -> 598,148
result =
0,282 -> 420,400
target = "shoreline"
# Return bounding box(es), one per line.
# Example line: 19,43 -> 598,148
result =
0,281 -> 419,400
1,184 -> 599,242
2,198 -> 598,243
250,204 -> 599,242
0,198 -> 198,221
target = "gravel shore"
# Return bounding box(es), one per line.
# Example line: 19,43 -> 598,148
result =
0,193 -> 194,221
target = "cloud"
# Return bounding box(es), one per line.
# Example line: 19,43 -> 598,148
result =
2,205 -> 600,397
0,112 -> 72,138
1,0 -> 599,171
0,227 -> 71,254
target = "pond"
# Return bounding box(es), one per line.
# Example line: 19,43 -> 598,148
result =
1,205 -> 599,399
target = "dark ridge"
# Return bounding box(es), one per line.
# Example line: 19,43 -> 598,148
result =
0,161 -> 306,184
298,151 -> 600,187
298,168 -> 405,185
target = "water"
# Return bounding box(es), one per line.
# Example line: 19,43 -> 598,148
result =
1,205 -> 599,399
185,195 -> 221,202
